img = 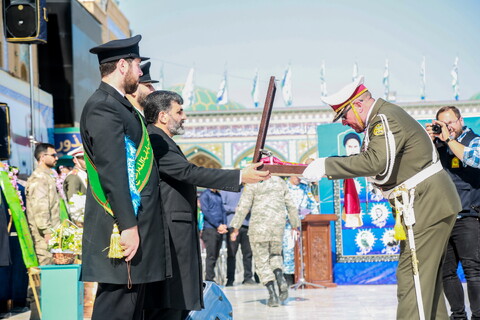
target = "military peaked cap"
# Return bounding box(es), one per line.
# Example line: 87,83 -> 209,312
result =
89,35 -> 149,64
139,62 -> 159,83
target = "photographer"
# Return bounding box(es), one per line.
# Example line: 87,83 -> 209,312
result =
426,106 -> 480,320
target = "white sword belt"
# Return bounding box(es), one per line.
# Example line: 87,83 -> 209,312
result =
379,161 -> 443,200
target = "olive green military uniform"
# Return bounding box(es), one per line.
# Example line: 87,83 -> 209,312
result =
26,167 -> 61,265
63,168 -> 87,201
324,99 -> 461,320
231,176 -> 300,284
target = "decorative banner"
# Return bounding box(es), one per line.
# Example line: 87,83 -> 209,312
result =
316,123 -> 398,263
0,165 -> 38,268
54,127 -> 82,157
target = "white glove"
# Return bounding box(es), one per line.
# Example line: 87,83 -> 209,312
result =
302,158 -> 326,182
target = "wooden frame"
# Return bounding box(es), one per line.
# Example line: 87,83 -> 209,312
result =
252,76 -> 306,176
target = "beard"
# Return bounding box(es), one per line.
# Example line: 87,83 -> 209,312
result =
136,89 -> 148,106
124,68 -> 139,94
167,119 -> 185,136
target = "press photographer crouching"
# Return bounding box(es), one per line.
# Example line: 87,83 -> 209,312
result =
426,106 -> 480,320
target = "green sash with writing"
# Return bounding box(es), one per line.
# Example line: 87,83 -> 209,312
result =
85,118 -> 153,216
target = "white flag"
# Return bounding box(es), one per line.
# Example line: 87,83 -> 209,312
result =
420,56 -> 426,100
158,63 -> 164,90
320,61 -> 327,98
383,59 -> 390,100
182,68 -> 195,108
252,69 -> 260,108
352,62 -> 359,82
451,56 -> 459,101
216,70 -> 228,105
282,64 -> 293,107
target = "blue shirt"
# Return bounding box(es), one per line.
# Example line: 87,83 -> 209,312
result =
200,189 -> 226,229
220,189 -> 250,227
458,127 -> 480,168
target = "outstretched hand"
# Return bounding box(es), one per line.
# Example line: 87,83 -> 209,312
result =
241,162 -> 271,184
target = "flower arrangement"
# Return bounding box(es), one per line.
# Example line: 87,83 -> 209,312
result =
48,220 -> 82,264
68,193 -> 86,226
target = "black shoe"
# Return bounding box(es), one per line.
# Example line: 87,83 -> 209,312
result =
242,278 -> 256,285
274,268 -> 289,302
265,281 -> 279,307
225,280 -> 234,287
284,274 -> 294,286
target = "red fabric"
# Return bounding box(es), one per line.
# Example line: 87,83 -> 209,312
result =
343,178 -> 361,214
260,156 -> 307,166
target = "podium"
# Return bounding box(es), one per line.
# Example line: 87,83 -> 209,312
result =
39,264 -> 83,320
294,214 -> 337,288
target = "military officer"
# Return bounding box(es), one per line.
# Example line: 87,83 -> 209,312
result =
230,176 -> 300,307
303,76 -> 461,320
63,146 -> 87,201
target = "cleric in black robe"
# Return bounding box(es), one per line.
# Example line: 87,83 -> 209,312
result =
142,90 -> 269,319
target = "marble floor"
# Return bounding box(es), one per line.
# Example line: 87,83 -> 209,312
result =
1,283 -> 471,320
224,282 -> 398,320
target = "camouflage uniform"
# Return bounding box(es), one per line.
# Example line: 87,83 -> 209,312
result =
231,176 -> 300,284
26,167 -> 61,265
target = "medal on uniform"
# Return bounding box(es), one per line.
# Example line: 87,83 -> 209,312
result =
451,157 -> 460,169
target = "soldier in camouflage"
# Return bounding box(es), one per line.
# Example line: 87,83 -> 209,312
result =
230,176 -> 300,307
26,143 -> 61,265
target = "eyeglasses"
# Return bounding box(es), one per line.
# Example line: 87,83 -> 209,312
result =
44,153 -> 58,158
443,118 -> 460,128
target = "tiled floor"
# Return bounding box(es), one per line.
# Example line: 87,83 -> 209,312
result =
1,283 -> 470,319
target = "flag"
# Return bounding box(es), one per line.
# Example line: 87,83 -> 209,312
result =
451,56 -> 459,101
216,70 -> 228,105
420,56 -> 426,100
320,61 -> 327,98
352,62 -> 359,82
281,64 -> 292,107
383,59 -> 390,100
251,69 -> 260,108
182,68 -> 195,108
158,63 -> 164,90
342,178 -> 363,228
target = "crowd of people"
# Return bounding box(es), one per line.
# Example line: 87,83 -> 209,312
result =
0,34 -> 479,320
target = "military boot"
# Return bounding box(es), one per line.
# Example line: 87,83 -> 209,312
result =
274,268 -> 289,302
265,281 -> 279,307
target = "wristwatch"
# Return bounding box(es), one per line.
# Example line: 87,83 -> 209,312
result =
445,136 -> 454,144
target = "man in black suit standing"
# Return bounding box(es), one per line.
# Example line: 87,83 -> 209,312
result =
80,35 -> 170,320
142,90 -> 269,319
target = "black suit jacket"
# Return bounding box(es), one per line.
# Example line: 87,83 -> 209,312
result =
80,82 -> 170,284
145,124 -> 240,311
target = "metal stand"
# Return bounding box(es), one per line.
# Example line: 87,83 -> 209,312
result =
291,222 -> 326,290
28,44 -> 37,173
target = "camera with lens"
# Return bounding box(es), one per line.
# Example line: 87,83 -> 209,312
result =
431,124 -> 442,134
